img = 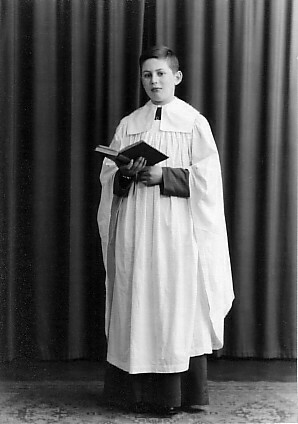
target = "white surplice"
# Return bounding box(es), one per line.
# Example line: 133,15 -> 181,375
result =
98,97 -> 234,374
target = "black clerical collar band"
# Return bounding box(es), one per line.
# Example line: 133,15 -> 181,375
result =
154,107 -> 162,120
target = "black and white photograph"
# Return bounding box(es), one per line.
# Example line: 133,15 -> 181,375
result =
0,0 -> 297,423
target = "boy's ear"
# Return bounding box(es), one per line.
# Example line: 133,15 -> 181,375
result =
174,71 -> 183,86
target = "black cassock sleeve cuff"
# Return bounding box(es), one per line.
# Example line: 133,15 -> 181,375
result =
160,167 -> 190,198
113,170 -> 133,197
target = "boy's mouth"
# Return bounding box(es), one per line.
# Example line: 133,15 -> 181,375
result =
151,88 -> 161,92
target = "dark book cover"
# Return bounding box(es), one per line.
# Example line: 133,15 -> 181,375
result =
95,140 -> 168,166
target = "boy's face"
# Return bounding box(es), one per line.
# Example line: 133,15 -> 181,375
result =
141,58 -> 182,105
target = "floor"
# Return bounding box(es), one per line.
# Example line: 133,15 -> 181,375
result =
0,358 -> 296,383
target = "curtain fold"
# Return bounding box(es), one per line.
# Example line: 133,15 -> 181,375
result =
0,0 -> 297,362
154,0 -> 297,358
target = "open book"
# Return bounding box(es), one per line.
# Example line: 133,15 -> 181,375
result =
95,140 -> 168,166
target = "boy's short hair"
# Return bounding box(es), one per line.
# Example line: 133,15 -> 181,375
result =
139,46 -> 180,73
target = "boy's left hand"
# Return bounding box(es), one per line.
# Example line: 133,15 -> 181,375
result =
137,166 -> 162,186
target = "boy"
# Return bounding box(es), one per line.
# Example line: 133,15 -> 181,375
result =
98,46 -> 234,416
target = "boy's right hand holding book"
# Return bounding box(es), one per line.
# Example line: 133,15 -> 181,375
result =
116,156 -> 147,179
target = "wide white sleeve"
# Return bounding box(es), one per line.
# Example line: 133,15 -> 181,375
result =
188,115 -> 234,347
97,131 -> 122,268
188,115 -> 226,233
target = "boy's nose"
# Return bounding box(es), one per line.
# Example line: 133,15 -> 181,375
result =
151,74 -> 158,84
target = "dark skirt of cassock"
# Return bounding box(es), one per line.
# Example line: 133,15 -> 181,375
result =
103,355 -> 209,409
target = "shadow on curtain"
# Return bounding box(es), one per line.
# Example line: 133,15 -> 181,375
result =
0,0 -> 297,362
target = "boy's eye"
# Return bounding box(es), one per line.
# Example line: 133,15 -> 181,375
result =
143,73 -> 151,79
157,71 -> 165,76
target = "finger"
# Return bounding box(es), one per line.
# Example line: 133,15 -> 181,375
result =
133,157 -> 144,167
136,160 -> 147,173
130,160 -> 141,173
137,157 -> 147,166
127,159 -> 134,170
138,174 -> 147,183
140,158 -> 147,169
120,160 -> 133,171
135,159 -> 147,173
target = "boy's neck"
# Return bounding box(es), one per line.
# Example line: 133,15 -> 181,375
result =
151,96 -> 176,106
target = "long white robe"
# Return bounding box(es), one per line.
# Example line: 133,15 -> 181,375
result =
98,97 -> 234,374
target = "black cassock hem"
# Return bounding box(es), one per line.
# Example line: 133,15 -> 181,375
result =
103,355 -> 209,408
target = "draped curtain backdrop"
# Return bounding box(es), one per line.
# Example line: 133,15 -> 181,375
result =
0,0 -> 297,362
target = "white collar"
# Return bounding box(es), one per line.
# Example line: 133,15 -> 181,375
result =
127,97 -> 198,134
